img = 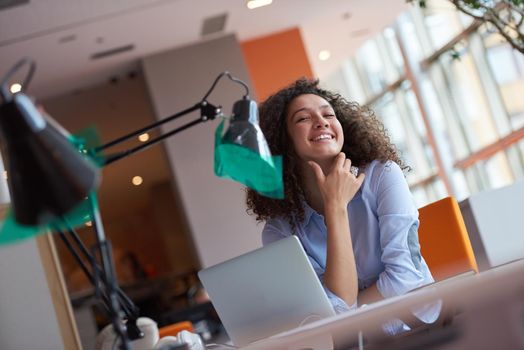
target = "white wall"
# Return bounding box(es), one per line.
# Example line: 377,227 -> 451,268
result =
142,34 -> 262,268
0,239 -> 65,350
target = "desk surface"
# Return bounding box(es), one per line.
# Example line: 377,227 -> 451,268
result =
240,259 -> 524,350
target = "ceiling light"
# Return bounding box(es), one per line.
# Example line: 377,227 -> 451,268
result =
342,12 -> 352,20
246,0 -> 273,10
132,176 -> 143,186
10,83 -> 22,93
318,50 -> 331,61
138,133 -> 149,142
85,221 -> 92,227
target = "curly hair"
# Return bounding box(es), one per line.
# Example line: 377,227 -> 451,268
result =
246,78 -> 405,229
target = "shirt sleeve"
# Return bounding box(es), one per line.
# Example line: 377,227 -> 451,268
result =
262,220 -> 357,314
374,161 -> 433,299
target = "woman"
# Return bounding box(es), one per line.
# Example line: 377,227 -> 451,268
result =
246,78 -> 438,333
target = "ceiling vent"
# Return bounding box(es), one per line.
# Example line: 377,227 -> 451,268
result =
90,44 -> 135,60
58,34 -> 77,44
0,0 -> 29,11
201,13 -> 228,37
350,28 -> 370,38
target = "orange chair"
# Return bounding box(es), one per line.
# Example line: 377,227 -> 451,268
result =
418,197 -> 478,281
158,321 -> 194,339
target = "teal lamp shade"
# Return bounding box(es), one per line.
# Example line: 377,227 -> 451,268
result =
215,98 -> 283,199
0,92 -> 100,227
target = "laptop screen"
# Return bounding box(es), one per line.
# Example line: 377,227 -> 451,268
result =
198,235 -> 335,346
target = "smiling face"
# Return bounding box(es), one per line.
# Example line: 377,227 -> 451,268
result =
286,94 -> 344,165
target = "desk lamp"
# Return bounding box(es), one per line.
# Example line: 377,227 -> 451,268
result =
0,58 -> 283,350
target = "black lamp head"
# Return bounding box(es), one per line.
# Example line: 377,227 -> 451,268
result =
222,97 -> 272,158
0,92 -> 100,226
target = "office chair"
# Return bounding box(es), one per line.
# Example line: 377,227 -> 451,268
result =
418,197 -> 479,281
393,197 -> 480,332
158,321 -> 194,338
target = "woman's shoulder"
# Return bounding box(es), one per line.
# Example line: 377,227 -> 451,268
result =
362,160 -> 405,192
363,159 -> 401,179
261,217 -> 292,245
263,216 -> 292,230
364,159 -> 401,172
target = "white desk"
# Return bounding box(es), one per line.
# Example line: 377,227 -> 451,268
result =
239,259 -> 524,350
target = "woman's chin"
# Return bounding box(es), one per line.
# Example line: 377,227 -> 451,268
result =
305,152 -> 340,164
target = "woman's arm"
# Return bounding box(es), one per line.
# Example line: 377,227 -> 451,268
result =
309,153 -> 365,306
323,201 -> 358,306
373,161 -> 433,299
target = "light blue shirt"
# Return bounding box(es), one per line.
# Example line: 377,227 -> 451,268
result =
262,160 -> 439,332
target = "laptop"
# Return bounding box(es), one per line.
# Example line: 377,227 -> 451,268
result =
198,235 -> 336,347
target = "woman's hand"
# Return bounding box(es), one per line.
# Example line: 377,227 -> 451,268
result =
308,152 -> 365,208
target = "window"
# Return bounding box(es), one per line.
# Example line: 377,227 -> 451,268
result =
484,33 -> 524,130
325,1 -> 524,206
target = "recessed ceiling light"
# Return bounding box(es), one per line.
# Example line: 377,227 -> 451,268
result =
318,50 -> 331,61
138,133 -> 150,142
132,176 -> 143,186
10,83 -> 22,93
246,0 -> 273,10
342,12 -> 352,20
85,221 -> 92,227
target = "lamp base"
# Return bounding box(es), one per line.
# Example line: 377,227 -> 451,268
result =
95,317 -> 159,350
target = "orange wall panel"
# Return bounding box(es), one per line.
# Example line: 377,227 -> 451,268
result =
241,27 -> 314,102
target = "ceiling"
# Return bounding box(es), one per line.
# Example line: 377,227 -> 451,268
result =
0,0 -> 408,100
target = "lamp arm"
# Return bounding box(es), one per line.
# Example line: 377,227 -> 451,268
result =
56,227 -> 139,319
96,101 -> 221,166
94,103 -> 202,153
101,116 -> 202,166
201,71 -> 249,101
93,71 -> 250,166
88,195 -> 131,349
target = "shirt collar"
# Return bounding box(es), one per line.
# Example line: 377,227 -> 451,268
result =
302,201 -> 318,227
301,187 -> 363,227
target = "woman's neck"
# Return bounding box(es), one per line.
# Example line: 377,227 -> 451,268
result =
301,157 -> 335,215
